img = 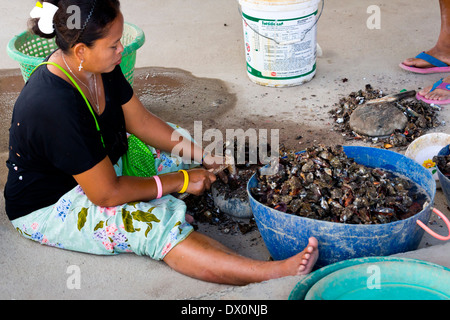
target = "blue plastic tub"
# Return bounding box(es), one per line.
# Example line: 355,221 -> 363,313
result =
247,146 -> 436,268
437,144 -> 450,207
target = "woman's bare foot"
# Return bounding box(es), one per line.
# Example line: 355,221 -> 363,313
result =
418,75 -> 450,102
164,232 -> 319,285
283,237 -> 319,276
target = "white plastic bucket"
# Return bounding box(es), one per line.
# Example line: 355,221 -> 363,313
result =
239,0 -> 321,87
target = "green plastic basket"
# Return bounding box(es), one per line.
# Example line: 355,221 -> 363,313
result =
6,22 -> 145,87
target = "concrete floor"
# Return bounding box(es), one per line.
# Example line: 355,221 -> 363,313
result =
1,0 -> 450,300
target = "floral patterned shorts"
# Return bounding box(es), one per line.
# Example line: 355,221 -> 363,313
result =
11,126 -> 198,261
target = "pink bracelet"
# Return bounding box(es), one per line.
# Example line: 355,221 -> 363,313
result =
153,175 -> 163,199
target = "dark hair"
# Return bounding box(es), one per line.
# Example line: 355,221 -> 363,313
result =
29,0 -> 121,52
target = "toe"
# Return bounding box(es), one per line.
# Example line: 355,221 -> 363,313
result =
403,57 -> 427,67
419,89 -> 429,96
402,57 -> 416,65
308,237 -> 319,250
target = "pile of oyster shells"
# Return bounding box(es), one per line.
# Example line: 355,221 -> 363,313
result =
251,144 -> 427,224
329,84 -> 441,149
433,151 -> 450,177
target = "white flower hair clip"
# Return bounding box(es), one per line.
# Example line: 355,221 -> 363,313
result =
30,1 -> 59,35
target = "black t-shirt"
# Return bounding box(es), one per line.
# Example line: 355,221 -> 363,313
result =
4,62 -> 133,220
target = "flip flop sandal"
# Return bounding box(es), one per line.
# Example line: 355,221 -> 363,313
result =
399,52 -> 450,74
416,78 -> 450,105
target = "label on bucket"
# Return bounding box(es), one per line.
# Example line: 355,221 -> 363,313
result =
242,10 -> 317,83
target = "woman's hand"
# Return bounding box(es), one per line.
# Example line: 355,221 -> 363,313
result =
201,154 -> 230,183
185,168 -> 217,196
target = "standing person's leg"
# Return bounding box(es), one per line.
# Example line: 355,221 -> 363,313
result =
401,0 -> 450,69
399,0 -> 450,103
163,232 -> 319,285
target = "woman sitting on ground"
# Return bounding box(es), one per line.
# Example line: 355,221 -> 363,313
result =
4,0 -> 318,285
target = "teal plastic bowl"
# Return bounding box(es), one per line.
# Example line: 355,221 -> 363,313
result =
289,257 -> 450,300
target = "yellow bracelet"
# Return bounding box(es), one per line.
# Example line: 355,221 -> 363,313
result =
178,170 -> 189,193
